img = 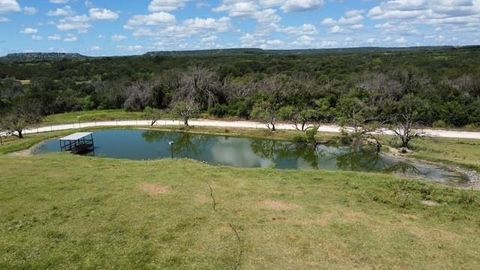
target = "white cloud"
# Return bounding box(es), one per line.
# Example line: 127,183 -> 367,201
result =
23,6 -> 37,15
213,1 -> 258,17
64,34 -> 77,42
0,0 -> 20,14
368,0 -> 480,29
329,25 -> 343,33
20,27 -> 38,34
50,0 -> 69,4
125,12 -> 176,28
240,33 -> 285,49
47,6 -> 74,17
292,35 -> 315,47
280,24 -> 317,35
50,6 -> 118,33
213,0 -> 324,21
201,35 -> 218,43
90,45 -> 101,51
322,9 -> 365,31
281,0 -> 324,12
321,17 -> 336,26
111,34 -> 127,42
0,16 -> 9,22
396,36 -> 407,44
31,35 -> 43,40
183,17 -> 231,33
149,0 -> 189,12
57,15 -> 91,32
48,34 -> 62,40
89,8 -> 119,21
117,44 -> 143,52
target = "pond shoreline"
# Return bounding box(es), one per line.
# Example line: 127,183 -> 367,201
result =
27,128 -> 479,189
3,119 -> 480,140
11,126 -> 480,189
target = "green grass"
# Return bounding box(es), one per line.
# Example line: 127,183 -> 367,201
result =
0,132 -> 72,155
1,154 -> 480,269
1,126 -> 480,268
41,110 -> 148,125
411,137 -> 480,171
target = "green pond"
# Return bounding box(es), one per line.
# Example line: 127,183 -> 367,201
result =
33,129 -> 468,184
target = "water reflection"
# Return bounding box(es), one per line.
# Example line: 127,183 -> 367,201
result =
142,131 -> 206,158
33,129 -> 467,184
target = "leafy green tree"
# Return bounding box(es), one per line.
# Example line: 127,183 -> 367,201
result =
143,106 -> 163,126
251,101 -> 279,131
171,100 -> 200,127
279,105 -> 319,131
250,76 -> 287,131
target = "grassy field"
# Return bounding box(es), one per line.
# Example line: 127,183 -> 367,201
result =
412,137 -> 480,171
41,110 -> 148,125
1,126 -> 480,269
0,131 -> 74,155
1,154 -> 480,269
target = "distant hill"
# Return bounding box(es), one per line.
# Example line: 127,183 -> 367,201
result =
143,48 -> 265,56
2,46 -> 480,63
143,46 -> 480,57
0,52 -> 89,62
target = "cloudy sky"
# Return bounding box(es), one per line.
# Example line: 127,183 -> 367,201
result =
0,0 -> 479,56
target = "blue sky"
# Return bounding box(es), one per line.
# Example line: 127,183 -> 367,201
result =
0,0 -> 479,56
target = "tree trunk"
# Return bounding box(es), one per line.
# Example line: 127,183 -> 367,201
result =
184,118 -> 189,127
401,136 -> 410,148
270,122 -> 276,132
17,130 -> 23,139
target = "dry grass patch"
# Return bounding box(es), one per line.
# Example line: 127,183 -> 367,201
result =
258,200 -> 301,211
194,194 -> 210,205
139,183 -> 171,196
420,200 -> 440,207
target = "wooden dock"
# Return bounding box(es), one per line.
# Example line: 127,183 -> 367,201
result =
59,132 -> 95,154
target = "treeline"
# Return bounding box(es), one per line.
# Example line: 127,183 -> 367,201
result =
1,48 -> 480,131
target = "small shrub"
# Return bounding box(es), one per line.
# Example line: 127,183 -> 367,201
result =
464,124 -> 479,130
305,126 -> 319,144
433,120 -> 447,128
292,135 -> 307,143
458,191 -> 476,206
338,130 -> 352,145
208,104 -> 228,118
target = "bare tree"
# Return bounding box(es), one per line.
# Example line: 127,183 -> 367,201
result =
388,94 -> 425,149
123,81 -> 153,111
178,66 -> 222,110
0,97 -> 42,139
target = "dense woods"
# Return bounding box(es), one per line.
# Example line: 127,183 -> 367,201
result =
1,47 -> 480,137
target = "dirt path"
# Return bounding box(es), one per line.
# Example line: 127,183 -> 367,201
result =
1,119 -> 480,140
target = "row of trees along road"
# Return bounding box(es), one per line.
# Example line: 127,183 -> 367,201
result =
141,67 -> 433,149
1,64 -> 479,149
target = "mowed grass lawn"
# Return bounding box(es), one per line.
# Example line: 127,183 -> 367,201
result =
1,154 -> 480,269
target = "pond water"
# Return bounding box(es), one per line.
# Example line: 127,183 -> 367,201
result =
33,129 -> 467,184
